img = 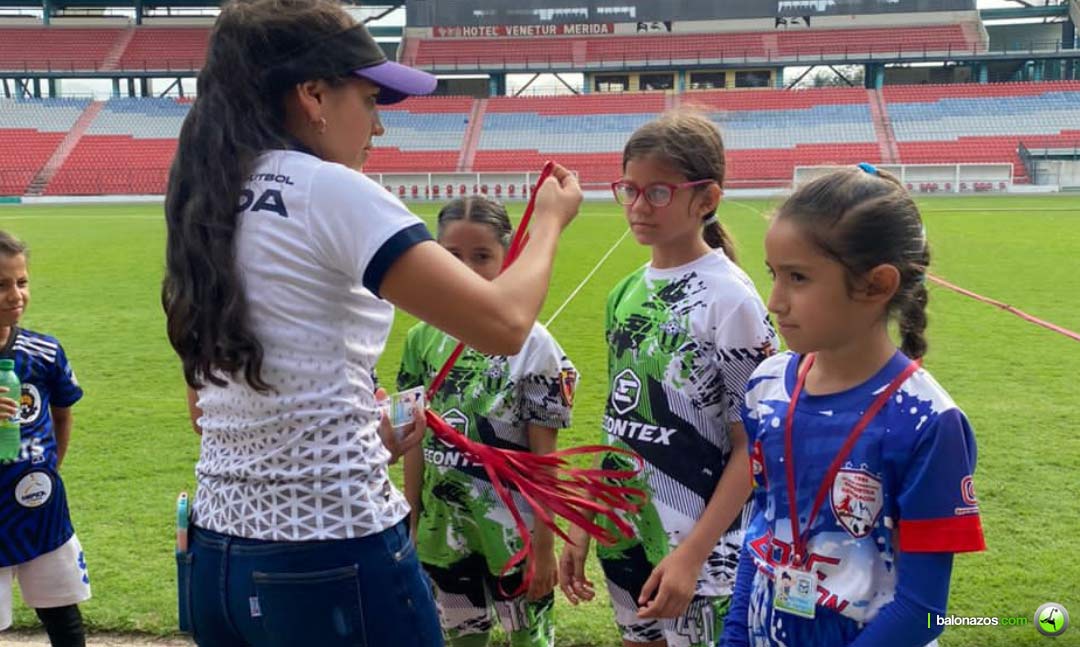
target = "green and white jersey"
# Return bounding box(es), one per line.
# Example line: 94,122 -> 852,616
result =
397,322 -> 577,575
598,250 -> 777,597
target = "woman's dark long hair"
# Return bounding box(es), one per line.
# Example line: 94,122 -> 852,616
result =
163,0 -> 357,390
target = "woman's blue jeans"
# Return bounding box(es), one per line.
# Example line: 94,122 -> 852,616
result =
177,519 -> 443,646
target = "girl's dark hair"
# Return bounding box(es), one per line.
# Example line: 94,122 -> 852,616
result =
436,196 -> 513,250
0,231 -> 27,258
622,109 -> 736,262
162,0 -> 357,391
776,167 -> 931,358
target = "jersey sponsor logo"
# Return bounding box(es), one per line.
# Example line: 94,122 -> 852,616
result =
961,475 -> 978,505
238,188 -> 289,218
442,407 -> 469,436
423,446 -> 474,468
603,415 -> 677,445
956,475 -> 980,515
610,368 -> 642,415
15,470 -> 53,508
19,383 -> 42,425
750,440 -> 767,486
559,369 -> 577,407
831,467 -> 883,538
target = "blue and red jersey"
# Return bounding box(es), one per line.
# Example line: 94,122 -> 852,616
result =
0,327 -> 83,567
735,350 -> 984,645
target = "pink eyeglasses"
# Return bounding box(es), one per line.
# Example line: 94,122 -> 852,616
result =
611,179 -> 715,208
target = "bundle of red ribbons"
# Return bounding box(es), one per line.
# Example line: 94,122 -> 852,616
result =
422,161 -> 646,596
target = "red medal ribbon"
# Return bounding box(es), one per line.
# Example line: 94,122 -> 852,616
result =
422,162 -> 646,596
783,353 -> 921,568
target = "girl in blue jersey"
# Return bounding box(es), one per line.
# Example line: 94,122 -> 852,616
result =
0,231 -> 88,647
721,165 -> 986,647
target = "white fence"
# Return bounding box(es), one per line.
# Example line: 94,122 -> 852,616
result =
370,172 -> 549,201
793,164 -> 1014,194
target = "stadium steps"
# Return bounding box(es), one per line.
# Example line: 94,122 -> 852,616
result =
399,36 -> 418,67
26,100 -> 104,196
867,89 -> 900,164
458,98 -> 486,172
761,33 -> 779,58
572,40 -> 587,67
960,21 -> 989,52
102,27 -> 136,72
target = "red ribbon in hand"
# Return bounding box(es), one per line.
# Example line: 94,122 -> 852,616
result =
422,162 -> 646,597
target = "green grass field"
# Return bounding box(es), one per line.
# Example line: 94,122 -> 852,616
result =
0,195 -> 1077,646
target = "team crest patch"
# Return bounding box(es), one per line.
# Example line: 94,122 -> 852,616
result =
15,470 -> 53,508
559,369 -> 577,407
19,383 -> 42,425
831,467 -> 883,538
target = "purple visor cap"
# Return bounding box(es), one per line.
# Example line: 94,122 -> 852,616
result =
353,60 -> 437,105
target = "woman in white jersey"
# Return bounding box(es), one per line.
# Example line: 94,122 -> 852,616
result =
161,1 -> 581,645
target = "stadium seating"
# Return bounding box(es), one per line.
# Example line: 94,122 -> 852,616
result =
5,82 -> 1080,195
0,98 -> 89,195
44,98 -> 185,195
0,26 -> 211,72
351,95 -> 473,173
884,81 -> 1080,183
407,25 -> 983,69
118,27 -> 210,71
775,25 -> 978,58
474,88 -> 879,187
0,27 -> 124,71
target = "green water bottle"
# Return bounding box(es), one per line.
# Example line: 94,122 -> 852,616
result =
0,359 -> 21,462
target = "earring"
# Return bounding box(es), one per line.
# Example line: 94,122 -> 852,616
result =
313,117 -> 327,134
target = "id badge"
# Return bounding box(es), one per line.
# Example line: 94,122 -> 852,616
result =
773,565 -> 817,619
377,386 -> 425,440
